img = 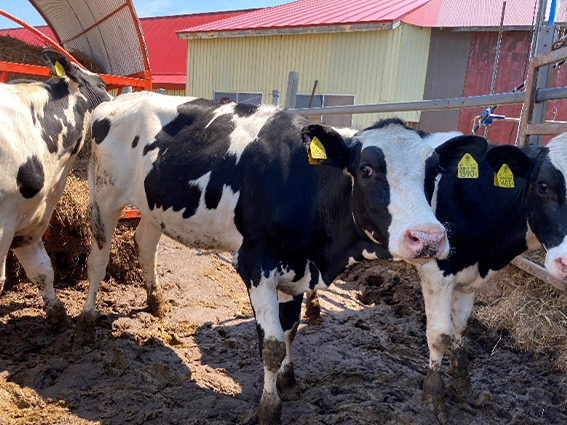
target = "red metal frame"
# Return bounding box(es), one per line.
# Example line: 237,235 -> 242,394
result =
0,6 -> 151,91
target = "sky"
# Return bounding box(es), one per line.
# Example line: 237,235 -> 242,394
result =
0,0 -> 291,29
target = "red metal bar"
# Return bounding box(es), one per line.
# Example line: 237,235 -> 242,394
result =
125,0 -> 151,72
0,9 -> 85,69
60,3 -> 129,45
0,61 -> 50,77
120,208 -> 141,220
101,73 -> 149,87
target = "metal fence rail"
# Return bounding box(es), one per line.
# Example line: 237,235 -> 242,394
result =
289,86 -> 567,116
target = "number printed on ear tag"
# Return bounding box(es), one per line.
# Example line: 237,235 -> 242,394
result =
457,153 -> 479,179
309,136 -> 327,160
307,136 -> 327,165
494,163 -> 514,188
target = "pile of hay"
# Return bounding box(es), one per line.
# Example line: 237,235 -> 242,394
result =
476,264 -> 567,370
0,35 -> 104,81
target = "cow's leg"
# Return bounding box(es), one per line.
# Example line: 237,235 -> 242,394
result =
135,217 -> 167,317
0,225 -> 16,295
12,240 -> 67,326
75,202 -> 122,345
418,262 -> 454,423
449,289 -> 475,397
277,292 -> 303,400
304,290 -> 321,324
237,253 -> 285,425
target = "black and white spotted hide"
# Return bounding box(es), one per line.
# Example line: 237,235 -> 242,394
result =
0,49 -> 110,325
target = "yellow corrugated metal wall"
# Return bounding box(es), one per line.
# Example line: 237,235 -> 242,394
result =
186,24 -> 431,128
152,89 -> 187,96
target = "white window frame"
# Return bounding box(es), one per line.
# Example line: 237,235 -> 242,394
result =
296,93 -> 356,127
213,91 -> 263,105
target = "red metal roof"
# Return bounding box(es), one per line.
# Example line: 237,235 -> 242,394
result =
0,10 -> 251,89
179,0 -> 432,34
403,0 -> 540,28
0,25 -> 55,44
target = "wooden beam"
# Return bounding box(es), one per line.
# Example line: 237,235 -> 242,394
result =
525,122 -> 567,135
511,257 -> 567,292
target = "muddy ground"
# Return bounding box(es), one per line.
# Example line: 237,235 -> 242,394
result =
1,236 -> 567,424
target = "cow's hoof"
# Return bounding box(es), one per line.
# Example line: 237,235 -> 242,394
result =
46,299 -> 70,331
449,347 -> 471,398
73,311 -> 97,347
424,367 -> 447,424
304,292 -> 321,324
147,290 -> 168,318
257,392 -> 282,425
277,363 -> 301,401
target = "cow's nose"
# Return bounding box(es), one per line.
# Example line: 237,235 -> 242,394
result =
554,258 -> 567,278
404,228 -> 447,259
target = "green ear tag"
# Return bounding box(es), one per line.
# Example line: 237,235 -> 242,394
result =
457,153 -> 479,179
54,61 -> 66,77
494,163 -> 514,188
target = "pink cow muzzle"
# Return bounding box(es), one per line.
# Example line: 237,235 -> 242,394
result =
403,227 -> 447,259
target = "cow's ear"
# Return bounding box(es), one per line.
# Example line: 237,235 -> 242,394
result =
485,145 -> 532,178
435,135 -> 488,172
301,124 -> 351,169
42,50 -> 81,81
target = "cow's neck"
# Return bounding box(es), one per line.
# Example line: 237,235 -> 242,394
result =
37,79 -> 89,158
312,169 -> 390,283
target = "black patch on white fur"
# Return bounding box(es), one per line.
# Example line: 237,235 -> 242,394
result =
17,156 -> 44,199
92,118 -> 111,145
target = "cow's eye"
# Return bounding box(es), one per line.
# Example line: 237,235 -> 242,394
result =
360,165 -> 373,178
538,181 -> 548,194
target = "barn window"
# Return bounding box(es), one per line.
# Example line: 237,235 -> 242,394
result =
213,92 -> 263,106
296,94 -> 355,127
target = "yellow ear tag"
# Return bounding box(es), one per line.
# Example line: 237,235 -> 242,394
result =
308,136 -> 327,165
457,153 -> 479,179
54,61 -> 66,77
494,163 -> 514,188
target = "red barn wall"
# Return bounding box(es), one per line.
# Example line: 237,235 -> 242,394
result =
458,30 -> 567,144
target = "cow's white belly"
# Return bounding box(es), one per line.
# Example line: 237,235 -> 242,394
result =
134,184 -> 243,253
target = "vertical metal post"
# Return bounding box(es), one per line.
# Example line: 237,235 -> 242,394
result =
272,89 -> 280,106
528,24 -> 556,145
285,71 -> 299,109
485,1 -> 507,138
308,80 -> 319,108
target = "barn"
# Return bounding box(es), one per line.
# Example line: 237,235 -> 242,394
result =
177,0 -> 433,128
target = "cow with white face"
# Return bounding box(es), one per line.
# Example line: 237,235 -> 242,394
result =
0,50 -> 110,324
78,92 -> 456,424
414,133 -> 567,421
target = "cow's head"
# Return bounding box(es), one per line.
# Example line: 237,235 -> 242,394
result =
42,50 -> 111,109
486,136 -> 567,280
302,119 -> 449,260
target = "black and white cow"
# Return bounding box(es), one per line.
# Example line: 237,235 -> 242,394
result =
76,91 -> 465,424
415,133 -> 567,421
0,50 -> 110,323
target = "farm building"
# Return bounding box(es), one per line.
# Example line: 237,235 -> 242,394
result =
178,0 -> 434,128
178,0 -> 567,137
407,0 -> 567,143
0,10 -> 252,95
